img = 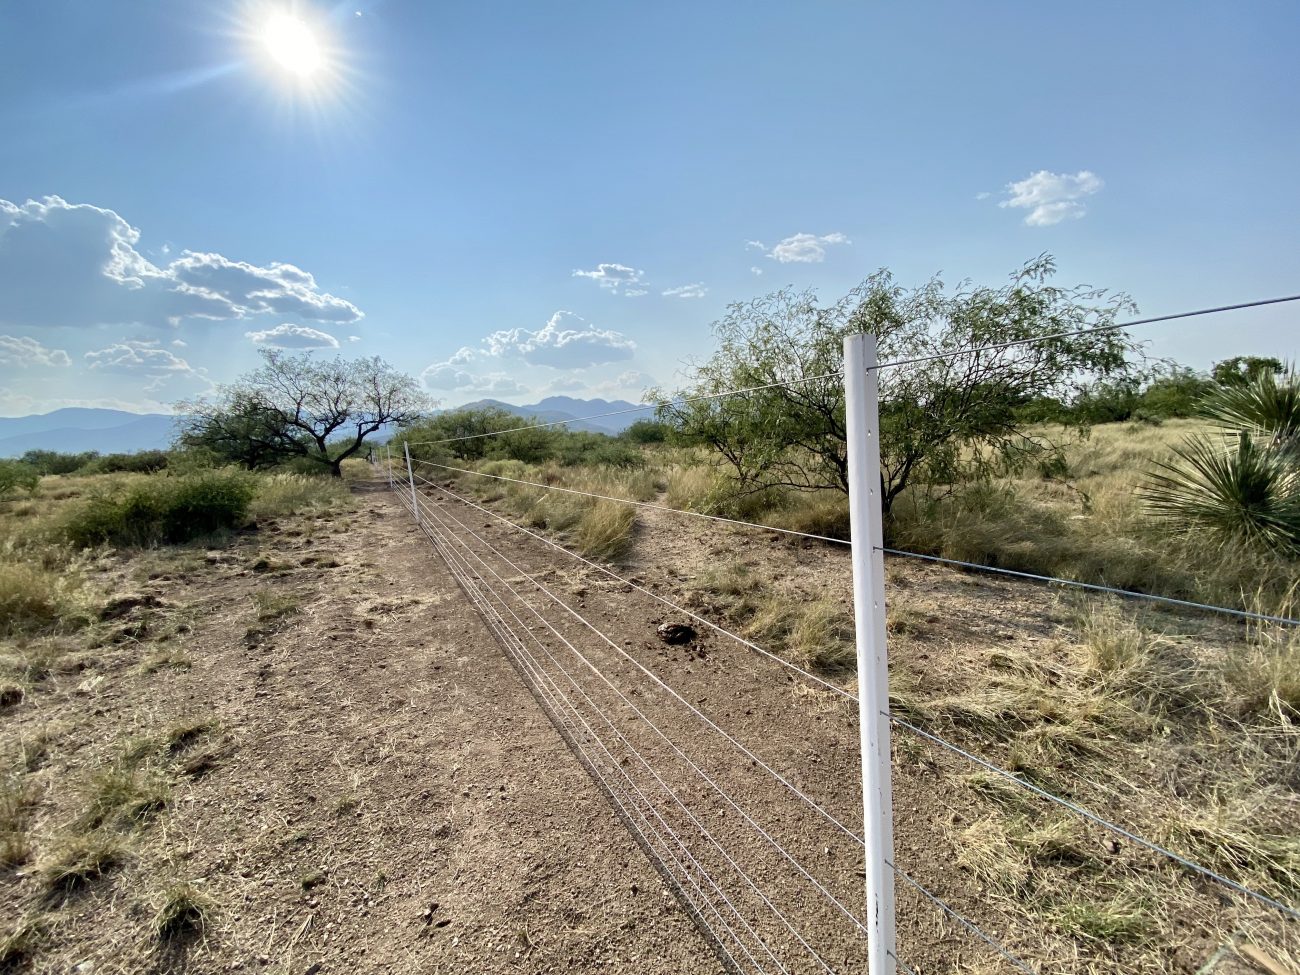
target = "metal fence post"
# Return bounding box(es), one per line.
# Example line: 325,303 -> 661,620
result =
403,442 -> 419,524
844,333 -> 897,975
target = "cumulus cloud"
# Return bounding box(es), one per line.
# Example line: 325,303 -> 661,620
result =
0,196 -> 363,329
537,369 -> 657,398
245,323 -> 341,349
746,233 -> 851,263
0,334 -> 71,368
484,311 -> 635,368
420,360 -> 529,395
572,263 -> 645,293
661,282 -> 708,299
83,339 -> 212,395
999,170 -> 1102,226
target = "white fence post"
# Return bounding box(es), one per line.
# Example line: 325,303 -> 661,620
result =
844,333 -> 897,975
403,442 -> 419,524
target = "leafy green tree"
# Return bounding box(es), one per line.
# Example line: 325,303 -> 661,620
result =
0,460 -> 40,500
660,256 -> 1137,513
180,351 -> 431,477
1212,356 -> 1285,387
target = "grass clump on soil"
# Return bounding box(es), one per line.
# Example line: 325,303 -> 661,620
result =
75,765 -> 170,831
248,472 -> 352,520
62,470 -> 255,549
0,771 -> 38,869
0,562 -> 91,637
151,882 -> 213,941
40,833 -> 125,893
0,917 -> 46,969
684,562 -> 856,673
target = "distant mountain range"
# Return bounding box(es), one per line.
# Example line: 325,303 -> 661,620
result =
0,409 -> 181,457
452,397 -> 649,435
0,398 -> 651,457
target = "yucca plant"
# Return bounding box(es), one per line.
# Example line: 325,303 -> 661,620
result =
1143,367 -> 1300,555
1145,433 -> 1300,554
1199,366 -> 1300,458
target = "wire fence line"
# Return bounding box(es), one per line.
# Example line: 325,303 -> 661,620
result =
380,304 -> 1300,972
408,455 -> 1299,629
405,466 -> 1300,924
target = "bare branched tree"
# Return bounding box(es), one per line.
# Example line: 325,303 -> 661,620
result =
179,351 -> 432,477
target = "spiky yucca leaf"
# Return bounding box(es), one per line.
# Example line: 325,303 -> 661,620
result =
1144,433 -> 1300,554
1200,367 -> 1300,456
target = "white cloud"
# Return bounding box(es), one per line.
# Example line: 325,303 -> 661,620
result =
661,282 -> 708,299
347,335 -> 361,342
484,311 -> 635,368
420,360 -> 529,395
83,339 -> 212,395
624,288 -> 648,297
245,323 -> 341,349
538,369 -> 657,398
171,339 -> 187,348
0,334 -> 71,368
998,170 -> 1102,226
447,346 -> 475,364
750,266 -> 764,276
745,240 -> 767,251
0,196 -> 363,329
975,191 -> 991,201
764,232 -> 851,264
572,263 -> 645,293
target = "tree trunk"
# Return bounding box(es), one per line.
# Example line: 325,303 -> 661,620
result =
330,460 -> 344,479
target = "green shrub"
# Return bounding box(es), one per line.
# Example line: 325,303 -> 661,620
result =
63,471 -> 254,548
19,450 -> 98,475
0,461 -> 40,501
620,419 -> 671,444
79,450 -> 170,475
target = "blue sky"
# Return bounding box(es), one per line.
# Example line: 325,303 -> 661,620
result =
0,0 -> 1297,415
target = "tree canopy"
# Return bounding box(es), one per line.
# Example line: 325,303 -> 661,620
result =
179,351 -> 431,477
659,256 -> 1138,513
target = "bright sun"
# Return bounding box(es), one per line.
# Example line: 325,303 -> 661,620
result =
262,13 -> 324,77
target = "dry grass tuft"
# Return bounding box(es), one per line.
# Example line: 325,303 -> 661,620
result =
151,882 -> 213,941
0,771 -> 38,870
75,766 -> 170,831
0,917 -> 46,969
40,833 -> 125,893
575,500 -> 636,561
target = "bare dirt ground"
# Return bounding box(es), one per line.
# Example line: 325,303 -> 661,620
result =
3,476 -> 1293,975
1,482 -> 721,974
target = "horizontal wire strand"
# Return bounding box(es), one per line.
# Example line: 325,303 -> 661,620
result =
881,547 -> 1300,626
409,458 -> 849,544
890,864 -> 1037,974
413,470 -> 1300,921
417,489 -> 874,942
417,497 -> 830,974
406,492 -> 765,972
408,484 -> 1034,974
414,472 -> 856,702
408,476 -> 866,845
410,463 -> 1299,628
400,483 -> 1081,975
886,712 -> 1300,922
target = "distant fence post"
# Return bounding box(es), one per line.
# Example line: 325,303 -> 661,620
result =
844,333 -> 897,975
403,442 -> 419,525
386,444 -> 394,489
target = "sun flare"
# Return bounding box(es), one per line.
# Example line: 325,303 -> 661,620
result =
262,13 -> 324,77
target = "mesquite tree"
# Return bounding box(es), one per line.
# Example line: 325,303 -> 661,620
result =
659,256 -> 1137,513
180,351 -> 431,477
